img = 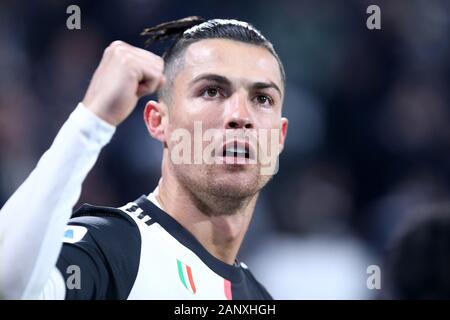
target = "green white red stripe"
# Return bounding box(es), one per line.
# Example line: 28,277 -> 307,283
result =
177,259 -> 196,294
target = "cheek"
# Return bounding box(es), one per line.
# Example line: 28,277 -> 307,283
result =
174,94 -> 224,122
256,117 -> 283,149
255,114 -> 282,130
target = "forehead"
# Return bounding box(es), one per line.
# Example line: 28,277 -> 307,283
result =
179,39 -> 283,88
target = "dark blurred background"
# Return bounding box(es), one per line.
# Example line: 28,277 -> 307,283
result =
1,0 -> 449,299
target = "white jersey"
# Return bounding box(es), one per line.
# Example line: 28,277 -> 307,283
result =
58,195 -> 272,300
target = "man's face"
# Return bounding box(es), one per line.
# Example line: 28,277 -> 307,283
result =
164,38 -> 288,200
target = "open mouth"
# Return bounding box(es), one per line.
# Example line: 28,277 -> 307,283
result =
218,140 -> 256,163
223,143 -> 250,159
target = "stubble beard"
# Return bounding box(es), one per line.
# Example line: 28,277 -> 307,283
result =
170,161 -> 272,216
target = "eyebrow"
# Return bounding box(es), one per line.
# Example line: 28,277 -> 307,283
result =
189,73 -> 232,88
252,81 -> 282,98
189,73 -> 282,98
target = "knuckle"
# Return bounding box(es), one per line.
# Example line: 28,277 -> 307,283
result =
155,55 -> 164,64
105,41 -> 125,56
147,51 -> 163,63
110,40 -> 125,48
113,41 -> 129,52
154,59 -> 164,72
116,45 -> 128,55
121,52 -> 134,65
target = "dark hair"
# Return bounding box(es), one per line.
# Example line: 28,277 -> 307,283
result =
141,16 -> 285,103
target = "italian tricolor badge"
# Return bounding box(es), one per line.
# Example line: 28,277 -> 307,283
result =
177,259 -> 197,294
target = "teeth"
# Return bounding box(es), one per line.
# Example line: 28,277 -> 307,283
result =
226,148 -> 246,154
223,146 -> 249,158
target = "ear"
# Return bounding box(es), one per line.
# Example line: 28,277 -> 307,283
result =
144,100 -> 167,143
278,117 -> 288,154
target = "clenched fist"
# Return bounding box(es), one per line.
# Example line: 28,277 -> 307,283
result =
82,40 -> 165,126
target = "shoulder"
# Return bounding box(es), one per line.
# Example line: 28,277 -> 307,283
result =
63,202 -> 140,245
71,202 -> 137,226
59,201 -> 143,299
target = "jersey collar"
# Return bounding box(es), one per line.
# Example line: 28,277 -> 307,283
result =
135,195 -> 244,283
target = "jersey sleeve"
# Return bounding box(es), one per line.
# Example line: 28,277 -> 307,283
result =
56,210 -> 141,299
0,103 -> 115,299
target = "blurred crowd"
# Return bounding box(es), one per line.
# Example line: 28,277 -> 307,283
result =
1,0 -> 449,299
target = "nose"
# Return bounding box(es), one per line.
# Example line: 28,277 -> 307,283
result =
225,93 -> 254,130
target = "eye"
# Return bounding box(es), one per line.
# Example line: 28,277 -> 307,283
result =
254,94 -> 273,106
202,87 -> 220,98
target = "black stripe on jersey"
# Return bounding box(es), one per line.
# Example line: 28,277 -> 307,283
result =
57,204 -> 142,299
74,203 -> 138,224
230,268 -> 273,300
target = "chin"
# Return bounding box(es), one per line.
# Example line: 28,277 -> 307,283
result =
173,162 -> 272,199
204,166 -> 268,199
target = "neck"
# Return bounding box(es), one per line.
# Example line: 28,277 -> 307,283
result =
155,156 -> 259,265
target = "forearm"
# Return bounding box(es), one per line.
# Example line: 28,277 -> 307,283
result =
0,103 -> 115,299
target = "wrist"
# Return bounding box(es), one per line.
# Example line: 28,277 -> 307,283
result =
81,99 -> 119,126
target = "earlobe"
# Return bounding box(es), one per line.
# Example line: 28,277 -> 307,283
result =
144,100 -> 166,143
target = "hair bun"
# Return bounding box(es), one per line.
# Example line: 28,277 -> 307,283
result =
141,16 -> 205,47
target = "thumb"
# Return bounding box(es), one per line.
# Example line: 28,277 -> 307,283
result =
137,75 -> 166,97
157,75 -> 166,90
